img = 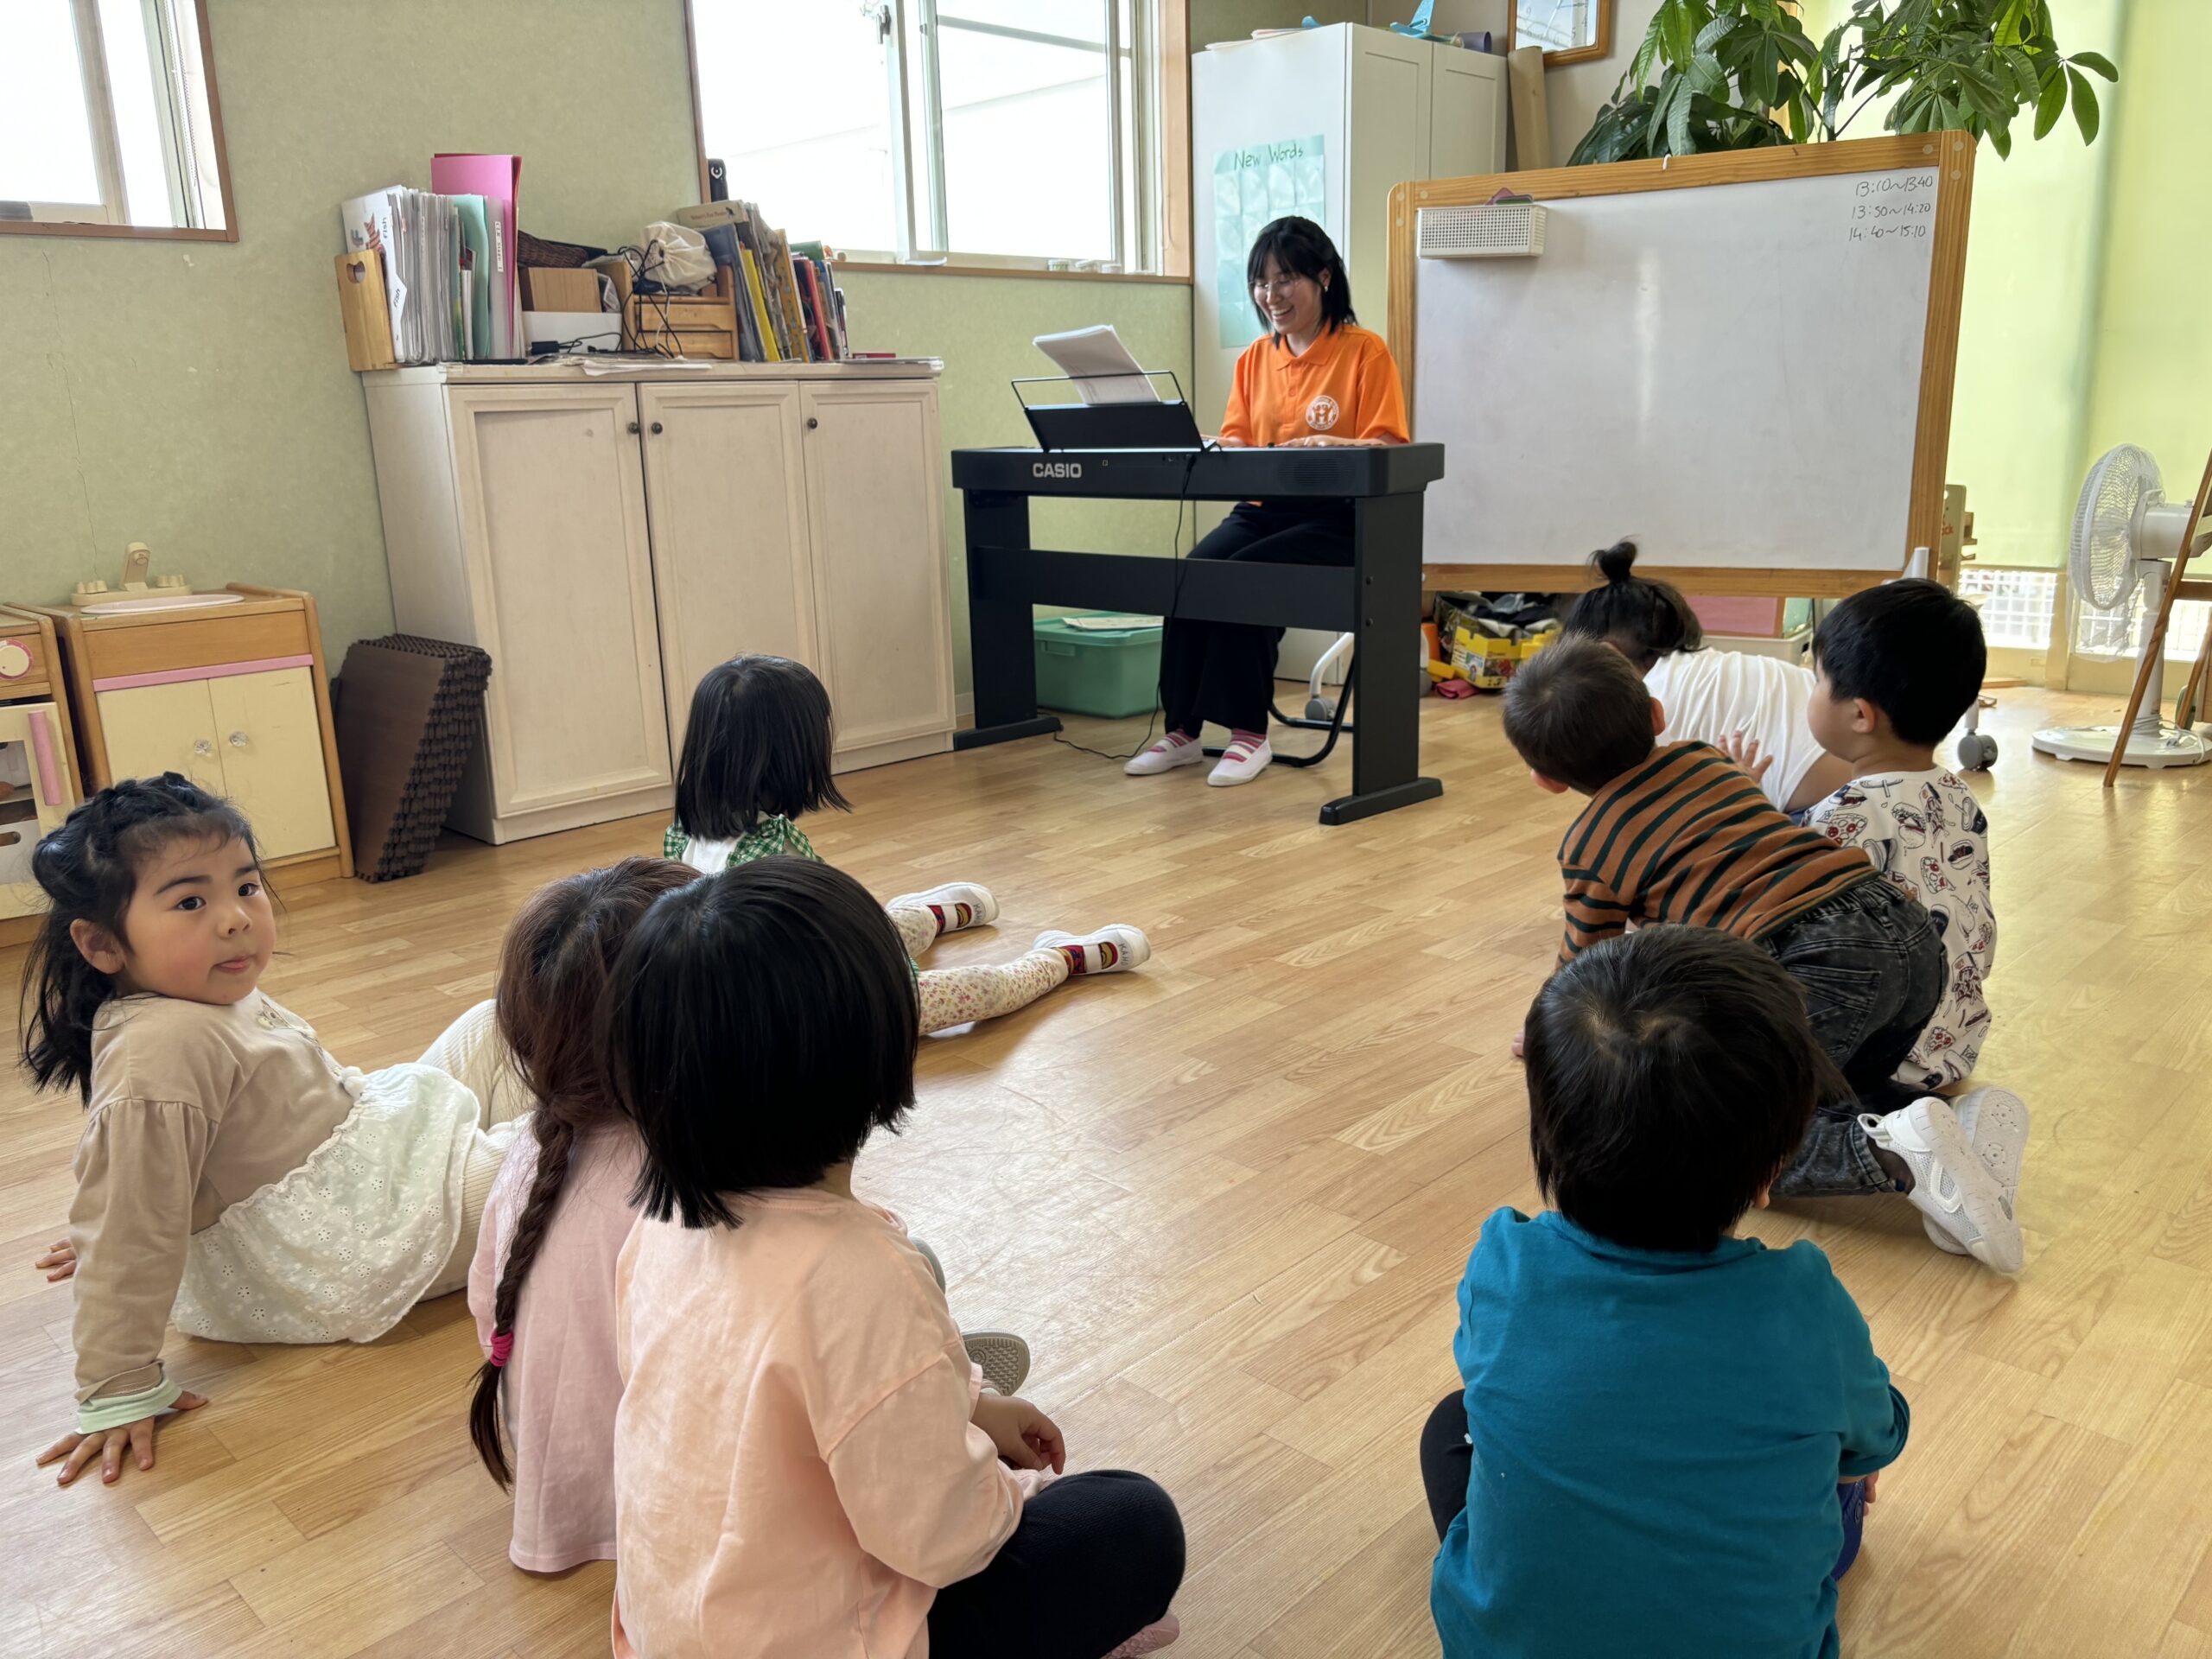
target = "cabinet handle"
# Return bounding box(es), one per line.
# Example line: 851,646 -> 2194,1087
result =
650,421 -> 664,435
193,738 -> 215,758
228,731 -> 249,749
627,420 -> 641,434
806,416 -> 820,430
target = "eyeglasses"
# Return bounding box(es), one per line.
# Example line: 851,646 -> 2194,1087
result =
1250,275 -> 1313,298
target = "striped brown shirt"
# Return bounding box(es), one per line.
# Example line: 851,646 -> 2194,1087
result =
1555,741 -> 1876,963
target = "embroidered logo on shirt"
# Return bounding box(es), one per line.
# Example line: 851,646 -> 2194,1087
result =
1306,393 -> 1341,431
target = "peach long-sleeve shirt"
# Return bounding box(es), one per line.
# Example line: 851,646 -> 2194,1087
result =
611,1189 -> 1026,1659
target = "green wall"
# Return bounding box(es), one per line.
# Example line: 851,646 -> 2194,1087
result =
0,0 -> 1198,697
2076,0 -> 2209,509
0,0 -> 699,663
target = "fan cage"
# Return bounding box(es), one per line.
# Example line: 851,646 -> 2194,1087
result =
2073,444 -> 2160,613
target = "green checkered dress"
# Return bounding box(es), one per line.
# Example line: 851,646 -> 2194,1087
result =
663,814 -> 920,989
664,814 -> 821,870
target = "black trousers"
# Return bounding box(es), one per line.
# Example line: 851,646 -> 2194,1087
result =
927,1470 -> 1185,1658
1160,503 -> 1356,738
1420,1391 -> 1473,1541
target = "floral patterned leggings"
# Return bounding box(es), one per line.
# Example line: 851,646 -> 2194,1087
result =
887,904 -> 1073,1035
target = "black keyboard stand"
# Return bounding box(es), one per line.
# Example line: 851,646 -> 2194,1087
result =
948,445 -> 1446,825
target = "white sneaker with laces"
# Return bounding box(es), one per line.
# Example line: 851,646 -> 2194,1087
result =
1207,735 -> 1273,786
887,881 -> 999,929
1035,925 -> 1151,975
1861,1097 -> 2024,1274
1923,1086 -> 2029,1256
1125,735 -> 1205,777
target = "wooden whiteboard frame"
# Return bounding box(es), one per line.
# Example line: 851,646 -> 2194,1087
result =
1386,132 -> 1976,597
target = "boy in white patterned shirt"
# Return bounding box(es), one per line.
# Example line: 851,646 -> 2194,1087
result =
1800,580 -> 2026,1262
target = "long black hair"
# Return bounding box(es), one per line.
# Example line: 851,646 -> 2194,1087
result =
1247,215 -> 1355,339
1560,540 -> 1704,673
607,858 -> 918,1230
19,773 -> 260,1098
467,856 -> 696,1490
672,656 -> 851,842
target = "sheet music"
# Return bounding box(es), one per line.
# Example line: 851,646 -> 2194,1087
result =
1032,325 -> 1162,405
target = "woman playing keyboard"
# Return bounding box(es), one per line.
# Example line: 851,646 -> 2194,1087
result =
1124,216 -> 1409,788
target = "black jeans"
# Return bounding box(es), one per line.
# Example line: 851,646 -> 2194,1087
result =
1763,879 -> 1945,1198
1159,503 -> 1355,737
927,1470 -> 1185,1658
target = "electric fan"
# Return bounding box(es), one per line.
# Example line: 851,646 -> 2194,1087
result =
2031,444 -> 2211,769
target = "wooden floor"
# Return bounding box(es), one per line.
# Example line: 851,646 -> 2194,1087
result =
7,685 -> 2212,1657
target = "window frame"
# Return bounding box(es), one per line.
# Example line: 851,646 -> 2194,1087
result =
0,0 -> 238,243
683,0 -> 1191,283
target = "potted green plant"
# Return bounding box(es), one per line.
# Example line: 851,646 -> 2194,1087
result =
1568,0 -> 2116,165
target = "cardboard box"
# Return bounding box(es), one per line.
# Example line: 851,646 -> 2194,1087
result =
521,267 -> 603,313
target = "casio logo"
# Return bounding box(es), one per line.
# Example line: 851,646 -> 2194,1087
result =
1033,461 -> 1083,479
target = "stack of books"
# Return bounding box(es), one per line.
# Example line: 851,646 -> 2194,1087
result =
672,200 -> 848,364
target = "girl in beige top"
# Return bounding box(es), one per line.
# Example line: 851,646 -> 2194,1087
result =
21,775 -> 523,1488
604,857 -> 1185,1659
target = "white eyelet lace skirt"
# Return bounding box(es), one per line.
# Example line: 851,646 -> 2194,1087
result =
171,1062 -> 485,1345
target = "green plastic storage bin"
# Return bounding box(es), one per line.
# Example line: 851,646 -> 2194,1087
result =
1033,615 -> 1163,719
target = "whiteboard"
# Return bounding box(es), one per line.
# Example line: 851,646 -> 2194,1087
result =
1411,158 -> 1955,582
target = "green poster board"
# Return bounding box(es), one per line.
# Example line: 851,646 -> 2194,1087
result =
1213,134 -> 1327,349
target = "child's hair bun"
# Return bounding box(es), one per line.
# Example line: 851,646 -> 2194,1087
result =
1591,540 -> 1639,584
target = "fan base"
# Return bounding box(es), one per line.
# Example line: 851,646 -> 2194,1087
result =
2031,724 -> 2212,769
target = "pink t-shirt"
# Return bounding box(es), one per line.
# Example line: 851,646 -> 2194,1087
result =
468,1126 -> 642,1573
611,1189 -> 1027,1659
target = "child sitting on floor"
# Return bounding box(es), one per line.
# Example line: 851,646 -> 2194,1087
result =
603,857 -> 1184,1659
1502,638 -> 2020,1271
1424,926 -> 1909,1659
1800,579 -> 2026,1257
664,655 -> 1151,1033
1563,540 -> 1856,812
21,775 -> 522,1487
467,858 -> 1032,1573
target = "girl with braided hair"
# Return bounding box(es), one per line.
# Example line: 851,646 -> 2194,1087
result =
467,859 -> 1031,1573
22,774 -> 525,1489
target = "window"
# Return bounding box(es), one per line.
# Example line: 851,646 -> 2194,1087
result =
1959,568 -> 2059,652
0,0 -> 231,238
689,0 -> 1168,271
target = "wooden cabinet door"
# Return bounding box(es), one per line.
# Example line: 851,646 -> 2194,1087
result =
797,382 -> 956,756
448,385 -> 672,818
636,380 -> 817,758
204,668 -> 336,859
97,679 -> 223,794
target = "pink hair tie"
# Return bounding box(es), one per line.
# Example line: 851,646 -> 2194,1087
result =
489,1332 -> 514,1368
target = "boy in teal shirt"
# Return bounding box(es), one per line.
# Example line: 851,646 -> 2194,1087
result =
1425,925 -> 1909,1658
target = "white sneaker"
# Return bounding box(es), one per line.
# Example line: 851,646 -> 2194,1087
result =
1125,735 -> 1204,777
1207,735 -> 1273,786
1923,1086 -> 2029,1256
887,881 -> 999,929
1860,1097 -> 2024,1274
1035,925 -> 1151,975
962,1331 -> 1032,1396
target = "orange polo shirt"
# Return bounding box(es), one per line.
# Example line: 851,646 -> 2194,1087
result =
1221,322 -> 1409,447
